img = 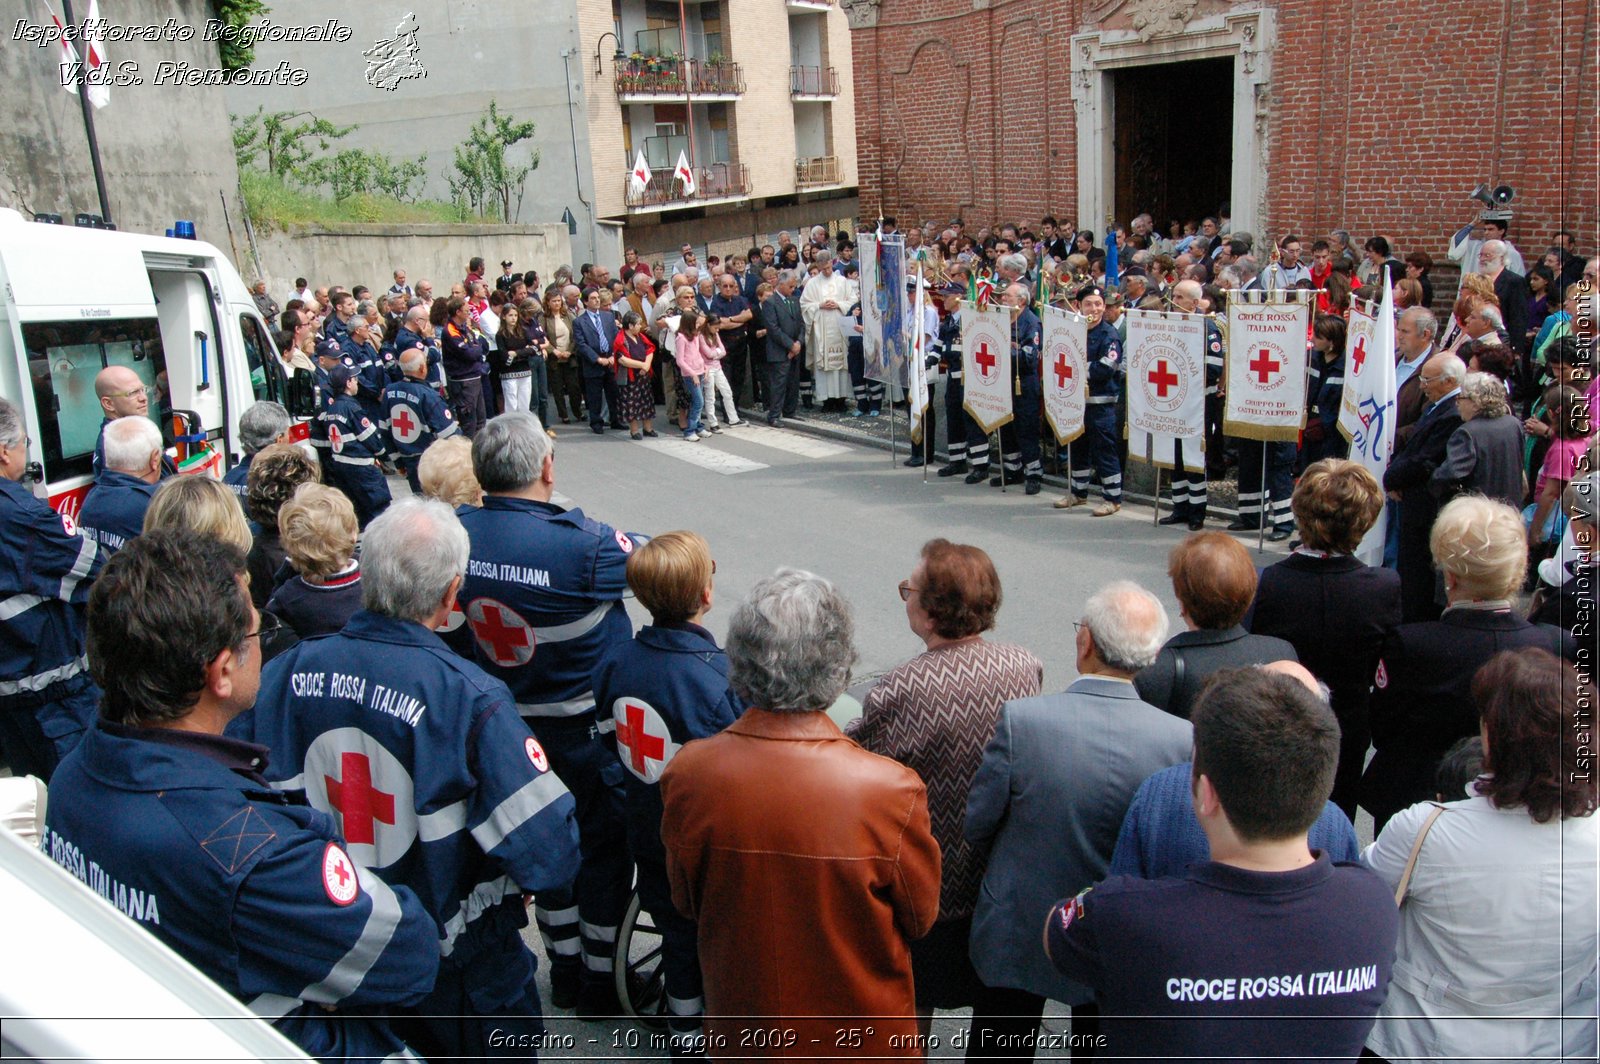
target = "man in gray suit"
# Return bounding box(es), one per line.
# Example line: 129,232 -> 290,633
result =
760,271 -> 805,425
966,581 -> 1193,1058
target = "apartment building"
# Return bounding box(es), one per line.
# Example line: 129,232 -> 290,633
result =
226,1 -> 856,268
576,0 -> 859,262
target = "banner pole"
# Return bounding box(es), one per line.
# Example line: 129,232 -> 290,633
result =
1257,445 -> 1268,552
889,398 -> 897,465
994,430 -> 1004,492
1153,467 -> 1162,527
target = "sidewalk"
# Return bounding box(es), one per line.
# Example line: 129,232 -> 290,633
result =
744,398 -> 1247,518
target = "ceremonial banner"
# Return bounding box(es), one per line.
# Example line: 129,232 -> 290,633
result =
1337,273 -> 1398,565
1041,304 -> 1088,445
860,233 -> 883,380
1125,309 -> 1206,469
1224,295 -> 1312,441
962,301 -> 1013,434
873,237 -> 908,386
908,269 -> 930,442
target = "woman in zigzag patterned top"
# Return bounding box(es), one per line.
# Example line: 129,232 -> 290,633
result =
846,538 -> 1043,1040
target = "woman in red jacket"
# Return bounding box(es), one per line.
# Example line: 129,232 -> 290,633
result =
612,310 -> 657,439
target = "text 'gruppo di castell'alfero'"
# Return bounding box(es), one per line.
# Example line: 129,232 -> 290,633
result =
12,16 -> 352,86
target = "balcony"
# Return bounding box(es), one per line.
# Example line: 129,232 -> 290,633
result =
625,161 -> 751,211
790,65 -> 840,98
616,56 -> 745,100
795,155 -> 841,189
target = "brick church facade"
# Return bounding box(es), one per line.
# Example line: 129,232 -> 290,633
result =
845,0 -> 1597,263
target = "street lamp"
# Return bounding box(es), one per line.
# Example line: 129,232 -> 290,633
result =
594,31 -> 625,76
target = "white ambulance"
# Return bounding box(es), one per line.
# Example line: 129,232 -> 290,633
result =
0,207 -> 295,526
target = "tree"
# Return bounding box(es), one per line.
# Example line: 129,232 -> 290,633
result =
231,109 -> 357,181
306,149 -> 429,203
448,102 -> 539,222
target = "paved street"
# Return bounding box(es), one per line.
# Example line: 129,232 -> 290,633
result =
512,415 -> 1297,1060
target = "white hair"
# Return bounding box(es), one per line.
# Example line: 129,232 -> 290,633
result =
361,496 -> 469,623
472,411 -> 552,494
1000,252 -> 1028,276
0,397 -> 23,449
1082,580 -> 1169,672
1476,304 -> 1505,329
399,345 -> 428,373
1235,255 -> 1260,281
1480,239 -> 1507,265
238,401 -> 291,455
1400,305 -> 1438,340
727,568 -> 857,712
1433,352 -> 1468,384
103,416 -> 163,473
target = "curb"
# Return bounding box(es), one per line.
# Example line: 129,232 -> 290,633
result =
746,405 -> 1251,522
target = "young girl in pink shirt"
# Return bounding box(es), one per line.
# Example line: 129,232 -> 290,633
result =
674,307 -> 709,440
698,312 -> 740,432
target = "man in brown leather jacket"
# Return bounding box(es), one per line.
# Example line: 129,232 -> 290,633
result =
661,568 -> 942,1057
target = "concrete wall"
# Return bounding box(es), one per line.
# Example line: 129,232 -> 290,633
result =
224,1 -> 605,264
0,0 -> 242,248
251,223 -> 572,303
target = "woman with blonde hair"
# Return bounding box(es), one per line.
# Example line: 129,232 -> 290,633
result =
1361,495 -> 1575,831
266,482 -> 363,638
417,435 -> 483,508
143,475 -> 252,551
541,288 -> 584,424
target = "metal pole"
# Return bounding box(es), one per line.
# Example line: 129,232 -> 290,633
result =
1153,468 -> 1162,527
888,390 -> 897,464
1257,444 -> 1268,552
61,0 -> 112,226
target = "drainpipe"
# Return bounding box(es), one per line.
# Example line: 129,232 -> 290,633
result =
560,47 -> 597,261
679,0 -> 697,174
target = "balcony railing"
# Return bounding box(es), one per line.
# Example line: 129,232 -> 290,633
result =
625,162 -> 751,209
616,57 -> 744,97
790,65 -> 840,97
795,155 -> 841,188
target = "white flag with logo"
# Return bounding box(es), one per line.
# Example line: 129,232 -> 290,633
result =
628,150 -> 652,194
961,301 -> 1013,434
908,269 -> 930,442
1224,295 -> 1311,441
672,151 -> 696,196
1337,272 -> 1398,564
1125,309 -> 1206,469
1041,304 -> 1088,445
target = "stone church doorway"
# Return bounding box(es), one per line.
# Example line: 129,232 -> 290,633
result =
1112,56 -> 1233,235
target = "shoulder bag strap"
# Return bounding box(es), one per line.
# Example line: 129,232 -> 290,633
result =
1393,803 -> 1447,907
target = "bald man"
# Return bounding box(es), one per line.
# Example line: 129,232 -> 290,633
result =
92,367 -> 172,478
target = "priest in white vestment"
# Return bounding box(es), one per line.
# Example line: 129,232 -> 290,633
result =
800,250 -> 856,403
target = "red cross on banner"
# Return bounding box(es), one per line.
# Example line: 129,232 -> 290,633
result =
1054,352 -> 1074,389
1351,337 -> 1367,373
1249,348 -> 1281,384
325,751 -> 396,847
973,341 -> 996,378
1149,360 -> 1179,398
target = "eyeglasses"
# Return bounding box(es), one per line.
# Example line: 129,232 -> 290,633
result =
1419,373 -> 1443,385
245,614 -> 284,642
1072,621 -> 1087,635
897,580 -> 921,601
105,386 -> 148,400
711,560 -> 718,575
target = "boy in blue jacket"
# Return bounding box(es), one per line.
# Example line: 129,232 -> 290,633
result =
594,530 -> 742,1056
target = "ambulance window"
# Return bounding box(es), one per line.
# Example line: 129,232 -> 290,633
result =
239,312 -> 280,402
23,319 -> 167,482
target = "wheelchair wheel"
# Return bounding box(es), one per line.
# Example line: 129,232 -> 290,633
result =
614,889 -> 668,1030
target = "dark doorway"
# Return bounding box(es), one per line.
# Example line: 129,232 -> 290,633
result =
1112,57 -> 1233,236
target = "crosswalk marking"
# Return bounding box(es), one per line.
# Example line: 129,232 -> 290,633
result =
630,436 -> 769,475
734,425 -> 851,458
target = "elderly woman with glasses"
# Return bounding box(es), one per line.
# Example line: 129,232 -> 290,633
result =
845,540 -> 1042,1032
1361,495 -> 1576,832
1429,370 -> 1526,509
